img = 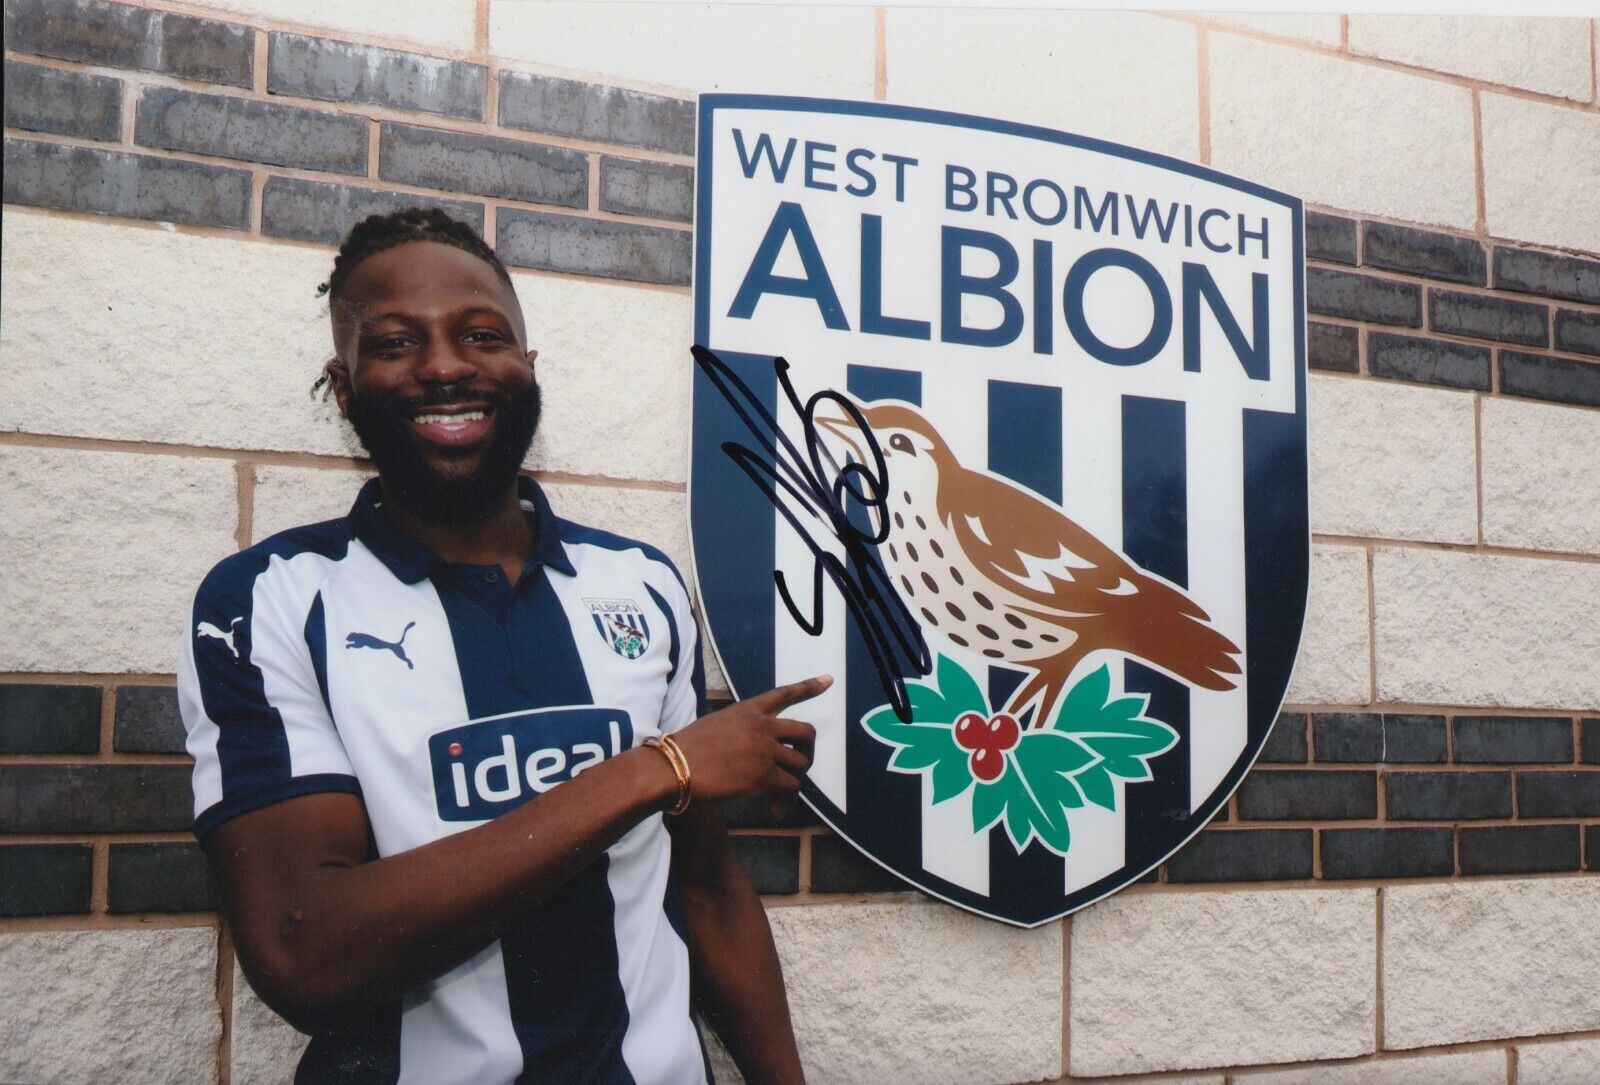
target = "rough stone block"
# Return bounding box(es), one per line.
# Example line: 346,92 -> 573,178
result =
809,834 -> 910,894
1362,222 -> 1485,285
3,138 -> 251,228
1071,886 -> 1374,1074
1348,16 -> 1592,100
1237,770 -> 1376,821
1429,288 -> 1548,347
1482,93 -> 1600,255
114,685 -> 186,754
1517,772 -> 1600,818
1452,715 -> 1574,763
1305,210 -> 1358,265
1384,772 -> 1510,821
1366,331 -> 1491,391
888,10 -> 1198,159
1517,1037 -> 1600,1085
1307,268 -> 1423,326
1313,712 -> 1447,764
0,928 -> 220,1082
1459,825 -> 1580,876
0,844 -> 92,916
0,684 -> 101,754
729,835 -> 799,895
1320,828 -> 1453,880
498,71 -> 694,155
498,209 -> 691,286
136,85 -> 367,175
1384,877 -> 1600,1047
0,764 -> 194,833
185,0 -> 475,52
378,122 -> 587,206
1164,829 -> 1312,882
3,0 -> 252,86
1200,12 -> 1342,44
1307,322 -> 1358,373
261,176 -> 485,246
1211,35 -> 1475,230
1493,247 -> 1600,306
0,445 -> 239,673
1499,350 -> 1600,409
1481,396 -> 1600,555
1374,548 -> 1600,707
232,964 -> 309,1085
268,32 -> 486,120
1554,309 -> 1600,358
1308,374 -> 1478,542
599,156 -> 694,223
771,901 -> 1062,1084
1260,712 -> 1308,763
1240,1048 -> 1507,1083
108,843 -> 217,913
1284,544 -> 1370,705
3,59 -> 122,141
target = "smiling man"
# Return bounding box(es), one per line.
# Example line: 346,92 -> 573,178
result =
179,209 -> 823,1085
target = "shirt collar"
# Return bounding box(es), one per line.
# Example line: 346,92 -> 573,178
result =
349,475 -> 575,584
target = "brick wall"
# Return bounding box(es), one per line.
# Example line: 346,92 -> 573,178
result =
2,3 -> 1598,1083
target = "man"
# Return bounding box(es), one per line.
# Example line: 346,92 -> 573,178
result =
179,208 -> 825,1084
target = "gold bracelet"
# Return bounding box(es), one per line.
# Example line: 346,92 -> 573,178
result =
643,735 -> 691,816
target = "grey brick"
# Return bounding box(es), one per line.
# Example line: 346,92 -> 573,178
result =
810,834 -> 908,893
1164,828 -> 1311,882
1583,718 -> 1600,766
3,59 -> 122,141
1307,268 -> 1421,326
1307,321 -> 1358,373
0,844 -> 93,916
261,176 -> 485,246
0,684 -> 100,755
113,685 -> 185,755
1305,210 -> 1357,265
1499,350 -> 1600,409
1367,331 -> 1491,390
1516,772 -> 1600,818
1320,828 -> 1453,879
0,764 -> 193,833
1385,771 -> 1511,820
1429,288 -> 1548,346
498,208 -> 691,286
268,33 -> 486,121
599,156 -> 693,223
108,843 -> 217,913
1492,246 -> 1600,305
4,137 -> 250,228
3,0 -> 251,87
1459,825 -> 1579,876
499,71 -> 694,155
1259,712 -> 1308,763
1588,825 -> 1599,871
1235,770 -> 1376,820
1314,712 -> 1446,764
136,86 -> 367,175
378,122 -> 586,207
1362,222 -> 1485,285
719,793 -> 821,829
729,835 -> 799,895
1452,715 -> 1573,764
1554,309 -> 1600,358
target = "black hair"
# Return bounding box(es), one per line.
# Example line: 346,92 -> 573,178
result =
312,207 -> 514,397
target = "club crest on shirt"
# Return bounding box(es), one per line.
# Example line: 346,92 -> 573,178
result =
584,598 -> 651,660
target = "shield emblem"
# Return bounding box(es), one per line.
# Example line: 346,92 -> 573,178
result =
586,598 -> 650,660
688,96 -> 1308,926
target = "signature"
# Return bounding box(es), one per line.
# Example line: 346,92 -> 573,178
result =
692,346 -> 930,722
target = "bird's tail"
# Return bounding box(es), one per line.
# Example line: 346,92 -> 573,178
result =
1113,577 -> 1243,692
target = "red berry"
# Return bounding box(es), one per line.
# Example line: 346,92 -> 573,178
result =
988,712 -> 1021,751
970,746 -> 1005,782
953,711 -> 987,751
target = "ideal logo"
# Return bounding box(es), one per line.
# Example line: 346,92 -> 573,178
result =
428,707 -> 634,822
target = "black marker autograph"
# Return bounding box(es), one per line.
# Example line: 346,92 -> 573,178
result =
692,345 -> 931,722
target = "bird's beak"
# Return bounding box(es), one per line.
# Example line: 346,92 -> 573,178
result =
812,404 -> 869,462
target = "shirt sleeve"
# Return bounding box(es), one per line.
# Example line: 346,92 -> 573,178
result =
179,552 -> 361,841
650,565 -> 707,737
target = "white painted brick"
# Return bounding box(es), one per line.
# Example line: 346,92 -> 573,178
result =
1517,1036 -> 1600,1084
1286,545 -> 1370,706
1210,36 -> 1476,230
1201,12 -> 1342,45
1482,397 -> 1600,556
183,0 -> 476,51
1237,1049 -> 1507,1084
490,2 -> 875,98
0,928 -> 220,1084
768,901 -> 1062,1084
0,446 -> 239,673
1481,93 -> 1600,257
886,10 -> 1199,160
1373,548 -> 1600,708
1070,886 -> 1376,1075
232,963 -> 307,1085
1309,375 -> 1477,545
1384,877 -> 1600,1049
1348,16 -> 1592,101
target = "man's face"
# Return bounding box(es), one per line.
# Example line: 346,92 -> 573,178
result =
328,241 -> 539,525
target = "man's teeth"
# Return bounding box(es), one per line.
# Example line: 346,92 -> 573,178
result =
414,410 -> 487,425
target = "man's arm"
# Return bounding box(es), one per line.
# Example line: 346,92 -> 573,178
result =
670,801 -> 805,1085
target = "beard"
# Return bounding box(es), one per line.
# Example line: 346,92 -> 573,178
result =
346,378 -> 541,526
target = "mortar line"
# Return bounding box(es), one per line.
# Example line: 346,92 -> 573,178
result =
1472,90 -> 1488,240
873,8 -> 887,101
216,922 -> 236,1085
1374,886 -> 1385,1050
1196,26 -> 1211,165
235,461 -> 255,550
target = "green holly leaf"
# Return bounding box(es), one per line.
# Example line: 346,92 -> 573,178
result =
863,705 -> 972,804
936,652 -> 988,717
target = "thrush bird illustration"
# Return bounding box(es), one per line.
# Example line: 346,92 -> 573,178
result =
816,399 -> 1242,727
